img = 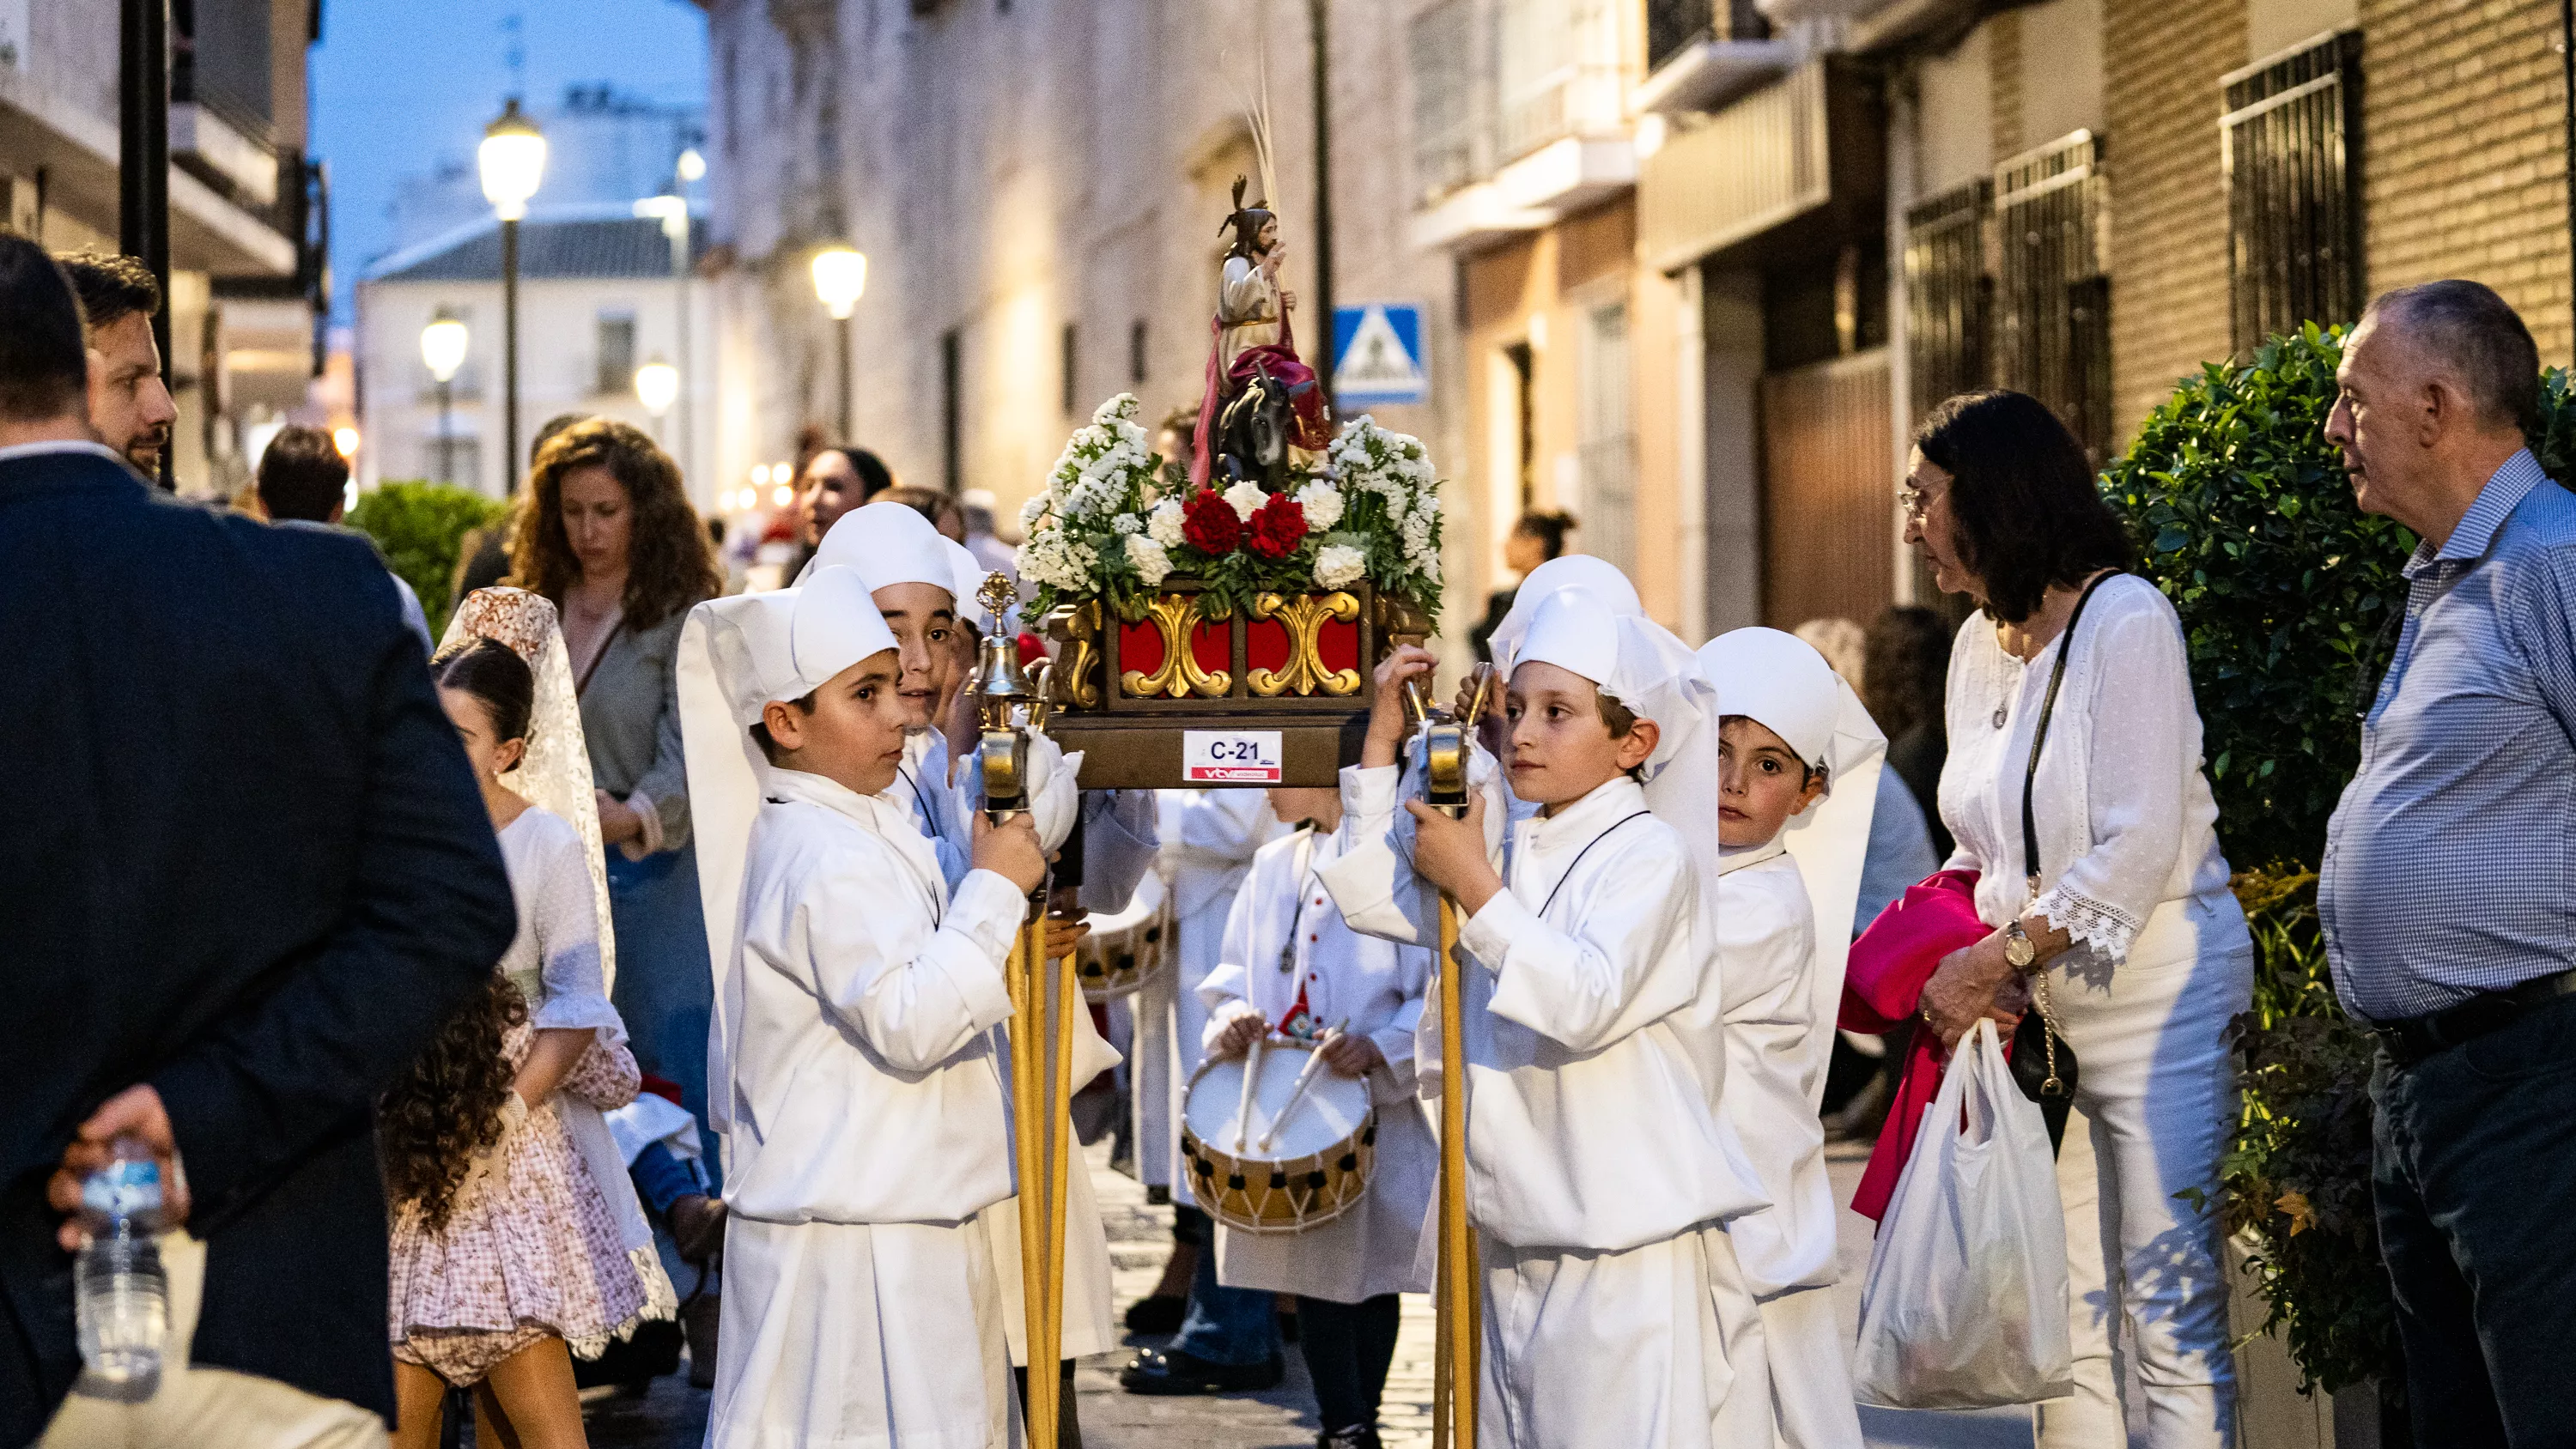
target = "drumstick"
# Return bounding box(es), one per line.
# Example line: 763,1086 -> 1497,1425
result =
1256,1020 -> 1350,1152
1233,1028 -> 1269,1152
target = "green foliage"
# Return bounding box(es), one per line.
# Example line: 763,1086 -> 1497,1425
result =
2099,323 -> 2416,876
346,480 -> 512,638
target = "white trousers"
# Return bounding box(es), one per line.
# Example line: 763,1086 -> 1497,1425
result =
38,1233 -> 386,1449
1478,1222 -> 1769,1449
2032,888 -> 2251,1449
707,1217 -> 1012,1449
1756,1284 -> 1863,1449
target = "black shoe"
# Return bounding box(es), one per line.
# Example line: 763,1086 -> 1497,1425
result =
1116,1347 -> 1285,1395
1121,1294 -> 1187,1335
1318,1429 -> 1382,1449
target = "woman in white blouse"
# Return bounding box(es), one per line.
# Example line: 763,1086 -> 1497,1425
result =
1908,391 -> 2254,1449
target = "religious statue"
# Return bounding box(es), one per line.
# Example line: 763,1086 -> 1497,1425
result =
1192,177 -> 1331,490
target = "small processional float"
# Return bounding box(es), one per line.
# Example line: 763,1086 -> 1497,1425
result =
1016,179 -> 1446,793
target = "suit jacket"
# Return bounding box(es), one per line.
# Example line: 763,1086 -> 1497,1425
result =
0,446 -> 517,1444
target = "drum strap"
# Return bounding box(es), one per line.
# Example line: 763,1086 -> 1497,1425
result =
1534,811 -> 1652,919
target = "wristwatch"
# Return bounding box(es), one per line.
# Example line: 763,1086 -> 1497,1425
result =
2003,920 -> 2038,973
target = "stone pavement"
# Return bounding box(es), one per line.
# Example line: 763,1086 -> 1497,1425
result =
580,1136 -> 2040,1448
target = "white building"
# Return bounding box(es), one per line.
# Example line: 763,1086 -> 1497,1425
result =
354,204 -> 716,508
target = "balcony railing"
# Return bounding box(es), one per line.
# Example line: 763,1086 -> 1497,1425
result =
1647,0 -> 1769,72
1498,0 -> 1625,163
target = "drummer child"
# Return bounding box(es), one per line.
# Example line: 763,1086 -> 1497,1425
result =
680,567 -> 1048,1449
1319,587 -> 1775,1449
1198,785 -> 1438,1449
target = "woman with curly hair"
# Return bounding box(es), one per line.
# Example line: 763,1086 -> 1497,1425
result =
384,637 -> 670,1447
510,421 -> 724,1186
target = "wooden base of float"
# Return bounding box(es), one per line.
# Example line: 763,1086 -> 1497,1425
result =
1042,580 -> 1432,791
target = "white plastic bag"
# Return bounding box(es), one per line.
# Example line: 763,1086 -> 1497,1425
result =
1852,1018 -> 2074,1408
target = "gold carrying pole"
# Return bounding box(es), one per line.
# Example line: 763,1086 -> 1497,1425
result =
1420,665 -> 1491,1449
975,573 -> 1069,1446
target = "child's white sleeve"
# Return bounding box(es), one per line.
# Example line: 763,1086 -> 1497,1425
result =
1464,837 -> 1703,1054
529,822 -> 625,1043
1196,878 -> 1266,1052
794,864 -> 1022,1072
1078,789 -> 1161,912
1319,746 -> 1510,947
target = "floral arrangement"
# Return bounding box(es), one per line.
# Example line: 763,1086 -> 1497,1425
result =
1017,393 -> 1444,624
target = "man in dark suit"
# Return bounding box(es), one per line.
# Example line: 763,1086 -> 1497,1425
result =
0,238 -> 517,1445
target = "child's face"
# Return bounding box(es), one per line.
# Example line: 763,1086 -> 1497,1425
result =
872,582 -> 958,731
763,649 -> 909,796
437,686 -> 523,781
1503,661 -> 1656,810
1717,716 -> 1826,847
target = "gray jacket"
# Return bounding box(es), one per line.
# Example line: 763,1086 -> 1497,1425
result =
580,608 -> 692,853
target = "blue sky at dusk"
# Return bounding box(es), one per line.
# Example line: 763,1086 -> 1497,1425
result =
308,0 -> 707,320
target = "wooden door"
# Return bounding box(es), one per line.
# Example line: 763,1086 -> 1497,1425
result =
1758,349 -> 1893,630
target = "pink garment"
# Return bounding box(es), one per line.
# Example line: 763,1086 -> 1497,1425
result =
388,1022 -> 662,1385
1840,870 -> 1990,1222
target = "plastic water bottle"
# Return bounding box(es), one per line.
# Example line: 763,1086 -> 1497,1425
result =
74,1137 -> 167,1385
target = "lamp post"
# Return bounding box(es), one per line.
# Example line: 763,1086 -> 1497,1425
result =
635,357 -> 679,439
421,312 -> 471,485
479,98 -> 547,490
811,244 -> 866,440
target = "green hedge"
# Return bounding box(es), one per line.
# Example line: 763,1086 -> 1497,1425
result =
2104,324 -> 2576,1395
346,481 -> 512,639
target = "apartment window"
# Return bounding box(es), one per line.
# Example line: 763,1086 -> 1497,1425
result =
941,328 -> 963,496
1993,131 -> 2112,463
1061,323 -> 1079,415
2223,30 -> 2362,354
1129,319 -> 1149,386
1903,179 -> 1992,426
1577,303 -> 1637,574
594,312 -> 637,397
1647,0 -> 1769,72
1504,340 -> 1536,512
1411,0 -> 1474,199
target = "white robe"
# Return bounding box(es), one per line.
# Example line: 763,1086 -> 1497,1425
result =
1133,789 -> 1289,1201
1199,826 -> 1437,1303
708,767 -> 1020,1449
1715,840 -> 1864,1449
1321,765 -> 1772,1449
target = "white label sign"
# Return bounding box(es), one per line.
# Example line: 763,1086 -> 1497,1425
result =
1183,730 -> 1284,785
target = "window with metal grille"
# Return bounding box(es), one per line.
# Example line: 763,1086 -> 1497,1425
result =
1992,130 -> 2112,462
594,312 -> 637,397
1411,0 -> 1475,201
1577,302 -> 1637,574
2222,30 -> 2361,353
1903,179 -> 1990,427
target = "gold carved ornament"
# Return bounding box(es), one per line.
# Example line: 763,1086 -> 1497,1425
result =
1248,591 -> 1363,698
1056,599 -> 1103,708
1120,593 -> 1232,699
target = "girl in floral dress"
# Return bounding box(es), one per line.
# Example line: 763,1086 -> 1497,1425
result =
380,628 -> 672,1447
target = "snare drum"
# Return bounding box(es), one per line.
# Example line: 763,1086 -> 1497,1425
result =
1180,1041 -> 1376,1235
1075,873 -> 1171,1003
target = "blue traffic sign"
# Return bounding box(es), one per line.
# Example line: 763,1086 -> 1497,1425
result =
1332,303 -> 1430,407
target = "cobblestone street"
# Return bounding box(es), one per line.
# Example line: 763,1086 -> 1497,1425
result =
579,1139 -> 2037,1449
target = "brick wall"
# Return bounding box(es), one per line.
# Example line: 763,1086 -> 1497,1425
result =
2359,0 -> 2573,363
2103,0 -> 2246,441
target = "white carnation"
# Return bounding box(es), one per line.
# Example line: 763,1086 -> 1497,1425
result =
1293,481 -> 1345,531
1148,498 -> 1187,548
1125,534 -> 1174,586
1313,543 -> 1367,590
1222,480 -> 1266,521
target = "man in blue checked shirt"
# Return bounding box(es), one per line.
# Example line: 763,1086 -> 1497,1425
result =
2320,280 -> 2576,1445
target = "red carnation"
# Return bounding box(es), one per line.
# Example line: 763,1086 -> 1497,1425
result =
1246,492 -> 1309,560
1182,488 -> 1242,555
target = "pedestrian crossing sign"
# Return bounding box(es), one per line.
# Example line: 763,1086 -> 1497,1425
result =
1332,304 -> 1430,407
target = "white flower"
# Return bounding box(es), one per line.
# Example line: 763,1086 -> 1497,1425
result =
1314,543 -> 1367,590
1293,481 -> 1345,531
1401,511 -> 1436,559
1125,535 -> 1174,586
1094,392 -> 1141,427
1112,512 -> 1145,535
1148,498 -> 1187,548
1222,480 -> 1266,522
1019,494 -> 1051,531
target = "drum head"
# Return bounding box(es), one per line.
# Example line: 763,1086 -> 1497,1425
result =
1182,1044 -> 1371,1162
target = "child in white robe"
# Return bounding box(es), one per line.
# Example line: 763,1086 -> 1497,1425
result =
1319,586 -> 1774,1449
1198,786 -> 1437,1448
1696,627 -> 1888,1449
677,566 -> 1049,1449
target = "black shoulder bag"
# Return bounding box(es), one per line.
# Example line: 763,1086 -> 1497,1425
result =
2010,572 -> 2117,1152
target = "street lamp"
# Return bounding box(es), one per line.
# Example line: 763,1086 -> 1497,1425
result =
635,357 -> 679,433
479,98 -> 547,489
811,244 -> 866,439
421,312 -> 470,485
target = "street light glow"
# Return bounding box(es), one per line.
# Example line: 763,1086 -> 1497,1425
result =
676,149 -> 707,183
332,427 -> 361,459
478,98 -> 549,221
811,246 -> 867,320
420,315 -> 470,384
635,358 -> 680,415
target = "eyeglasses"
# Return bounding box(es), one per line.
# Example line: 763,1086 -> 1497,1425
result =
1896,482 -> 1940,520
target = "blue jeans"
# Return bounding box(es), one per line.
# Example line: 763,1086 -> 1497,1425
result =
2372,989 -> 2576,1447
1170,1208 -> 1278,1367
606,844 -> 716,1179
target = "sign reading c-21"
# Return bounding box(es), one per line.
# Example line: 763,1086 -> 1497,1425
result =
1331,304 -> 1430,407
